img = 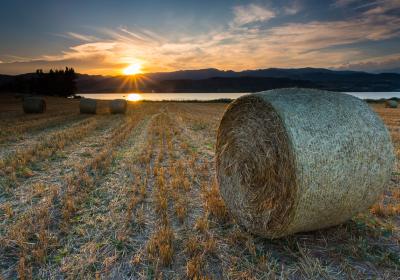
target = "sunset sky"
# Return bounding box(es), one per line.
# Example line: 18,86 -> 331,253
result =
0,0 -> 399,75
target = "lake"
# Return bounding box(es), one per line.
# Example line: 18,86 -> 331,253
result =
78,92 -> 400,101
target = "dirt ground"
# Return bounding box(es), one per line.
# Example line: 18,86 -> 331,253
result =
0,95 -> 399,279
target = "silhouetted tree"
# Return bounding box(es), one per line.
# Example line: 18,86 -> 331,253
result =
30,67 -> 77,97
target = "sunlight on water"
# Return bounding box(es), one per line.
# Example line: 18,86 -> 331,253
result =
78,92 -> 247,101
127,93 -> 142,101
77,92 -> 400,101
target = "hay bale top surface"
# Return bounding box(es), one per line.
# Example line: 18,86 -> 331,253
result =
216,88 -> 394,238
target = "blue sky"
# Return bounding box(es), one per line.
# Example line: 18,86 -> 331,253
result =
0,0 -> 399,74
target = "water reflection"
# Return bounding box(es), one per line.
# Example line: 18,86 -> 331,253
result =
127,93 -> 142,101
77,92 -> 400,101
78,92 -> 247,101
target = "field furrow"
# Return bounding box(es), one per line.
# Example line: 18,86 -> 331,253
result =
0,114 -> 124,223
96,105 -> 226,279
0,116 -> 104,191
0,101 -> 399,279
0,104 -> 158,278
0,110 -> 76,126
41,113 -> 158,278
0,114 -> 93,160
0,113 -> 88,144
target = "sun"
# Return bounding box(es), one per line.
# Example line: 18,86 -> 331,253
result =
127,93 -> 142,101
123,63 -> 142,75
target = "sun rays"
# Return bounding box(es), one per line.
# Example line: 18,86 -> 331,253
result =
116,69 -> 154,93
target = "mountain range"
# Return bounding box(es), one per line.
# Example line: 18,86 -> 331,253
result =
1,67 -> 400,93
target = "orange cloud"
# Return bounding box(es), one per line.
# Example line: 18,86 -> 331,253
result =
0,1 -> 399,75
232,4 -> 275,26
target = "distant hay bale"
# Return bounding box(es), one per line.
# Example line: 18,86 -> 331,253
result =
110,99 -> 127,114
80,98 -> 97,114
216,88 -> 394,238
385,100 -> 398,108
23,97 -> 46,113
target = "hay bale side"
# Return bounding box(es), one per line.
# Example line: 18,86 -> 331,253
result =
23,97 -> 46,113
110,99 -> 127,114
385,100 -> 398,108
80,98 -> 97,114
216,88 -> 394,238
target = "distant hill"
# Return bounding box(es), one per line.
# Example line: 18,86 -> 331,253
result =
376,67 -> 400,74
1,67 -> 400,93
145,77 -> 315,93
0,74 -> 15,86
75,68 -> 400,92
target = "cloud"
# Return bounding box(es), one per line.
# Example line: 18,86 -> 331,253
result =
337,53 -> 400,72
332,0 -> 397,11
0,1 -> 399,75
332,0 -> 361,7
232,4 -> 275,26
0,54 -> 126,75
363,0 -> 400,14
284,1 -> 302,15
54,32 -> 99,42
353,1 -> 384,10
265,17 -> 400,50
65,32 -> 99,42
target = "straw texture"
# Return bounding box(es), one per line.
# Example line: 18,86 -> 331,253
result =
23,97 -> 46,113
110,99 -> 127,114
80,98 -> 97,114
216,88 -> 395,238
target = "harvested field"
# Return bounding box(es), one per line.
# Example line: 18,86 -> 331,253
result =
0,95 -> 399,279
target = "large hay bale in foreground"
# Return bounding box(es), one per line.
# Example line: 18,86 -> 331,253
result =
23,97 -> 46,113
385,100 -> 398,108
216,88 -> 394,238
110,99 -> 127,114
80,98 -> 97,114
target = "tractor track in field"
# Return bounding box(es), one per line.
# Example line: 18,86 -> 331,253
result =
0,114 -> 124,220
0,113 -> 89,144
165,106 -> 225,279
0,110 -> 76,125
100,105 -> 224,279
0,116 -> 107,199
0,102 -> 399,279
99,110 -> 173,279
38,111 -> 159,278
38,107 -> 171,278
0,105 -> 158,279
0,114 -> 94,160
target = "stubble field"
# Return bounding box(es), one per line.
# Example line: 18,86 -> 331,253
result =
0,95 -> 399,279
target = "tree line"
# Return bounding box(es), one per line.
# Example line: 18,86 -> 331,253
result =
0,67 -> 77,97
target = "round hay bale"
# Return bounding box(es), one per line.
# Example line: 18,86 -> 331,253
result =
23,97 -> 46,113
110,99 -> 127,114
216,88 -> 394,238
385,99 -> 398,108
80,98 -> 97,114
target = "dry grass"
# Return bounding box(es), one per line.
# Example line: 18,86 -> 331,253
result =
0,96 -> 399,279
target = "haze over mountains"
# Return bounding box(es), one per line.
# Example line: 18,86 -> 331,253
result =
1,67 -> 400,93
71,68 -> 400,92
